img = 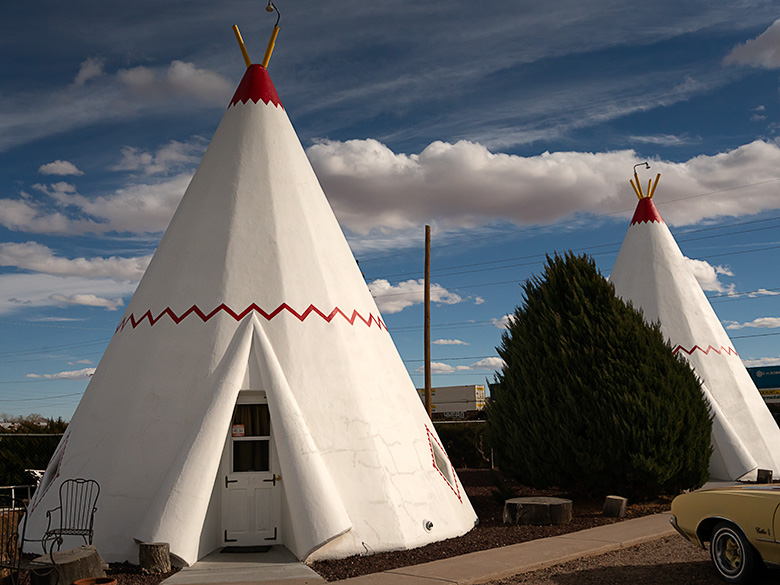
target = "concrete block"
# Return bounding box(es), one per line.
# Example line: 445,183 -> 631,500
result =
503,497 -> 572,525
603,495 -> 627,518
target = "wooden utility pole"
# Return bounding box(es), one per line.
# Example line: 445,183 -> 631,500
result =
424,225 -> 432,418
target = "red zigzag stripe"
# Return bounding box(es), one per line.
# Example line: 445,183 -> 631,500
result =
116,303 -> 386,333
672,344 -> 738,357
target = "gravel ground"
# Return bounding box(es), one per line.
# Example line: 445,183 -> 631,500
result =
311,469 -> 671,581
487,535 -> 780,585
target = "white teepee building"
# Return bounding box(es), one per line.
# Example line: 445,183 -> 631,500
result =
26,58 -> 477,564
610,174 -> 780,481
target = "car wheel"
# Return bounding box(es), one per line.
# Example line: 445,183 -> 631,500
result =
710,521 -> 762,584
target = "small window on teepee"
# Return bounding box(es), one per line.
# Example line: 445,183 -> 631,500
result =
426,427 -> 459,499
432,440 -> 454,485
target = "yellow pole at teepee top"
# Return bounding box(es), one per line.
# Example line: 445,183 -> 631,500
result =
631,172 -> 644,199
232,25 -> 252,68
629,177 -> 642,199
261,1 -> 281,68
233,2 -> 280,69
648,173 -> 661,199
261,25 -> 280,68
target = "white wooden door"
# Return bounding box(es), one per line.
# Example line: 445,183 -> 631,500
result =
221,395 -> 281,546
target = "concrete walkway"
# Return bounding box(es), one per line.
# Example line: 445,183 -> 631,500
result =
162,512 -> 676,585
162,546 -> 324,585
339,512 -> 675,584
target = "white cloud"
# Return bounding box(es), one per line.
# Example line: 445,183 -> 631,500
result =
742,356 -> 780,368
0,273 -> 136,316
683,257 -> 735,294
749,289 -> 780,298
492,314 -> 514,329
73,58 -> 105,87
628,134 -> 698,146
724,19 -> 780,69
111,139 -> 206,176
726,317 -> 780,330
27,368 -> 95,380
416,356 -> 505,374
0,197 -> 99,234
309,138 -> 780,237
368,278 -> 463,314
3,171 -> 191,235
415,362 -> 456,374
118,61 -> 233,106
10,136 -> 780,242
433,339 -> 469,345
470,357 -> 506,370
1,138 -> 206,237
38,160 -> 84,176
0,241 -> 150,281
49,293 -> 124,311
80,175 -> 191,234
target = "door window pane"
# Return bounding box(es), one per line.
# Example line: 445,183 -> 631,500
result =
232,404 -> 270,437
233,440 -> 270,472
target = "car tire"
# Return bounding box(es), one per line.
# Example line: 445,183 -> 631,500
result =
710,521 -> 762,584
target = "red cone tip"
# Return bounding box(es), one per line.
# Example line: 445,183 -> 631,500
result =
630,197 -> 664,225
229,64 -> 283,109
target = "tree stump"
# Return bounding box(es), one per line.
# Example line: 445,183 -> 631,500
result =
139,542 -> 171,574
603,495 -> 627,518
30,546 -> 106,585
503,497 -> 572,525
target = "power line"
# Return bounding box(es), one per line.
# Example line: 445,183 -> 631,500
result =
370,239 -> 780,301
0,321 -> 114,332
730,331 -> 780,340
0,392 -> 84,403
403,355 -> 497,364
366,217 -> 780,284
0,338 -> 109,359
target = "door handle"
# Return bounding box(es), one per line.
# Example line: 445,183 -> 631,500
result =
225,476 -> 238,488
263,474 -> 282,486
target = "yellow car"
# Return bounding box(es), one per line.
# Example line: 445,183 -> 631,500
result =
671,485 -> 780,583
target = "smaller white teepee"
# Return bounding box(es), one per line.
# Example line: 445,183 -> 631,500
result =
610,172 -> 780,481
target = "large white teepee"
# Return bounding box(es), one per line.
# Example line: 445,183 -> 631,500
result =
610,184 -> 780,481
26,63 -> 477,565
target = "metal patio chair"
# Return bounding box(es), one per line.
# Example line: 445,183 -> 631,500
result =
42,479 -> 100,556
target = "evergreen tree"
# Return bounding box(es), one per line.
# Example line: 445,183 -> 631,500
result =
487,252 -> 712,499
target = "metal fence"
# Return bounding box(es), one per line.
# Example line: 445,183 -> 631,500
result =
0,484 -> 36,502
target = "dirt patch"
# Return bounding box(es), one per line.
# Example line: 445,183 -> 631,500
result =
107,561 -> 180,585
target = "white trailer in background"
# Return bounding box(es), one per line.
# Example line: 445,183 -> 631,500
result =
417,385 -> 486,418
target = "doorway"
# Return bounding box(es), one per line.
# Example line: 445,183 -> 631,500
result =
221,391 -> 281,546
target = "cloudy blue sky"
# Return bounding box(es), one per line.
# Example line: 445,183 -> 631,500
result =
3,0 -> 780,419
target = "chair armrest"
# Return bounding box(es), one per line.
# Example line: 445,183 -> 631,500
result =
42,506 -> 63,554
